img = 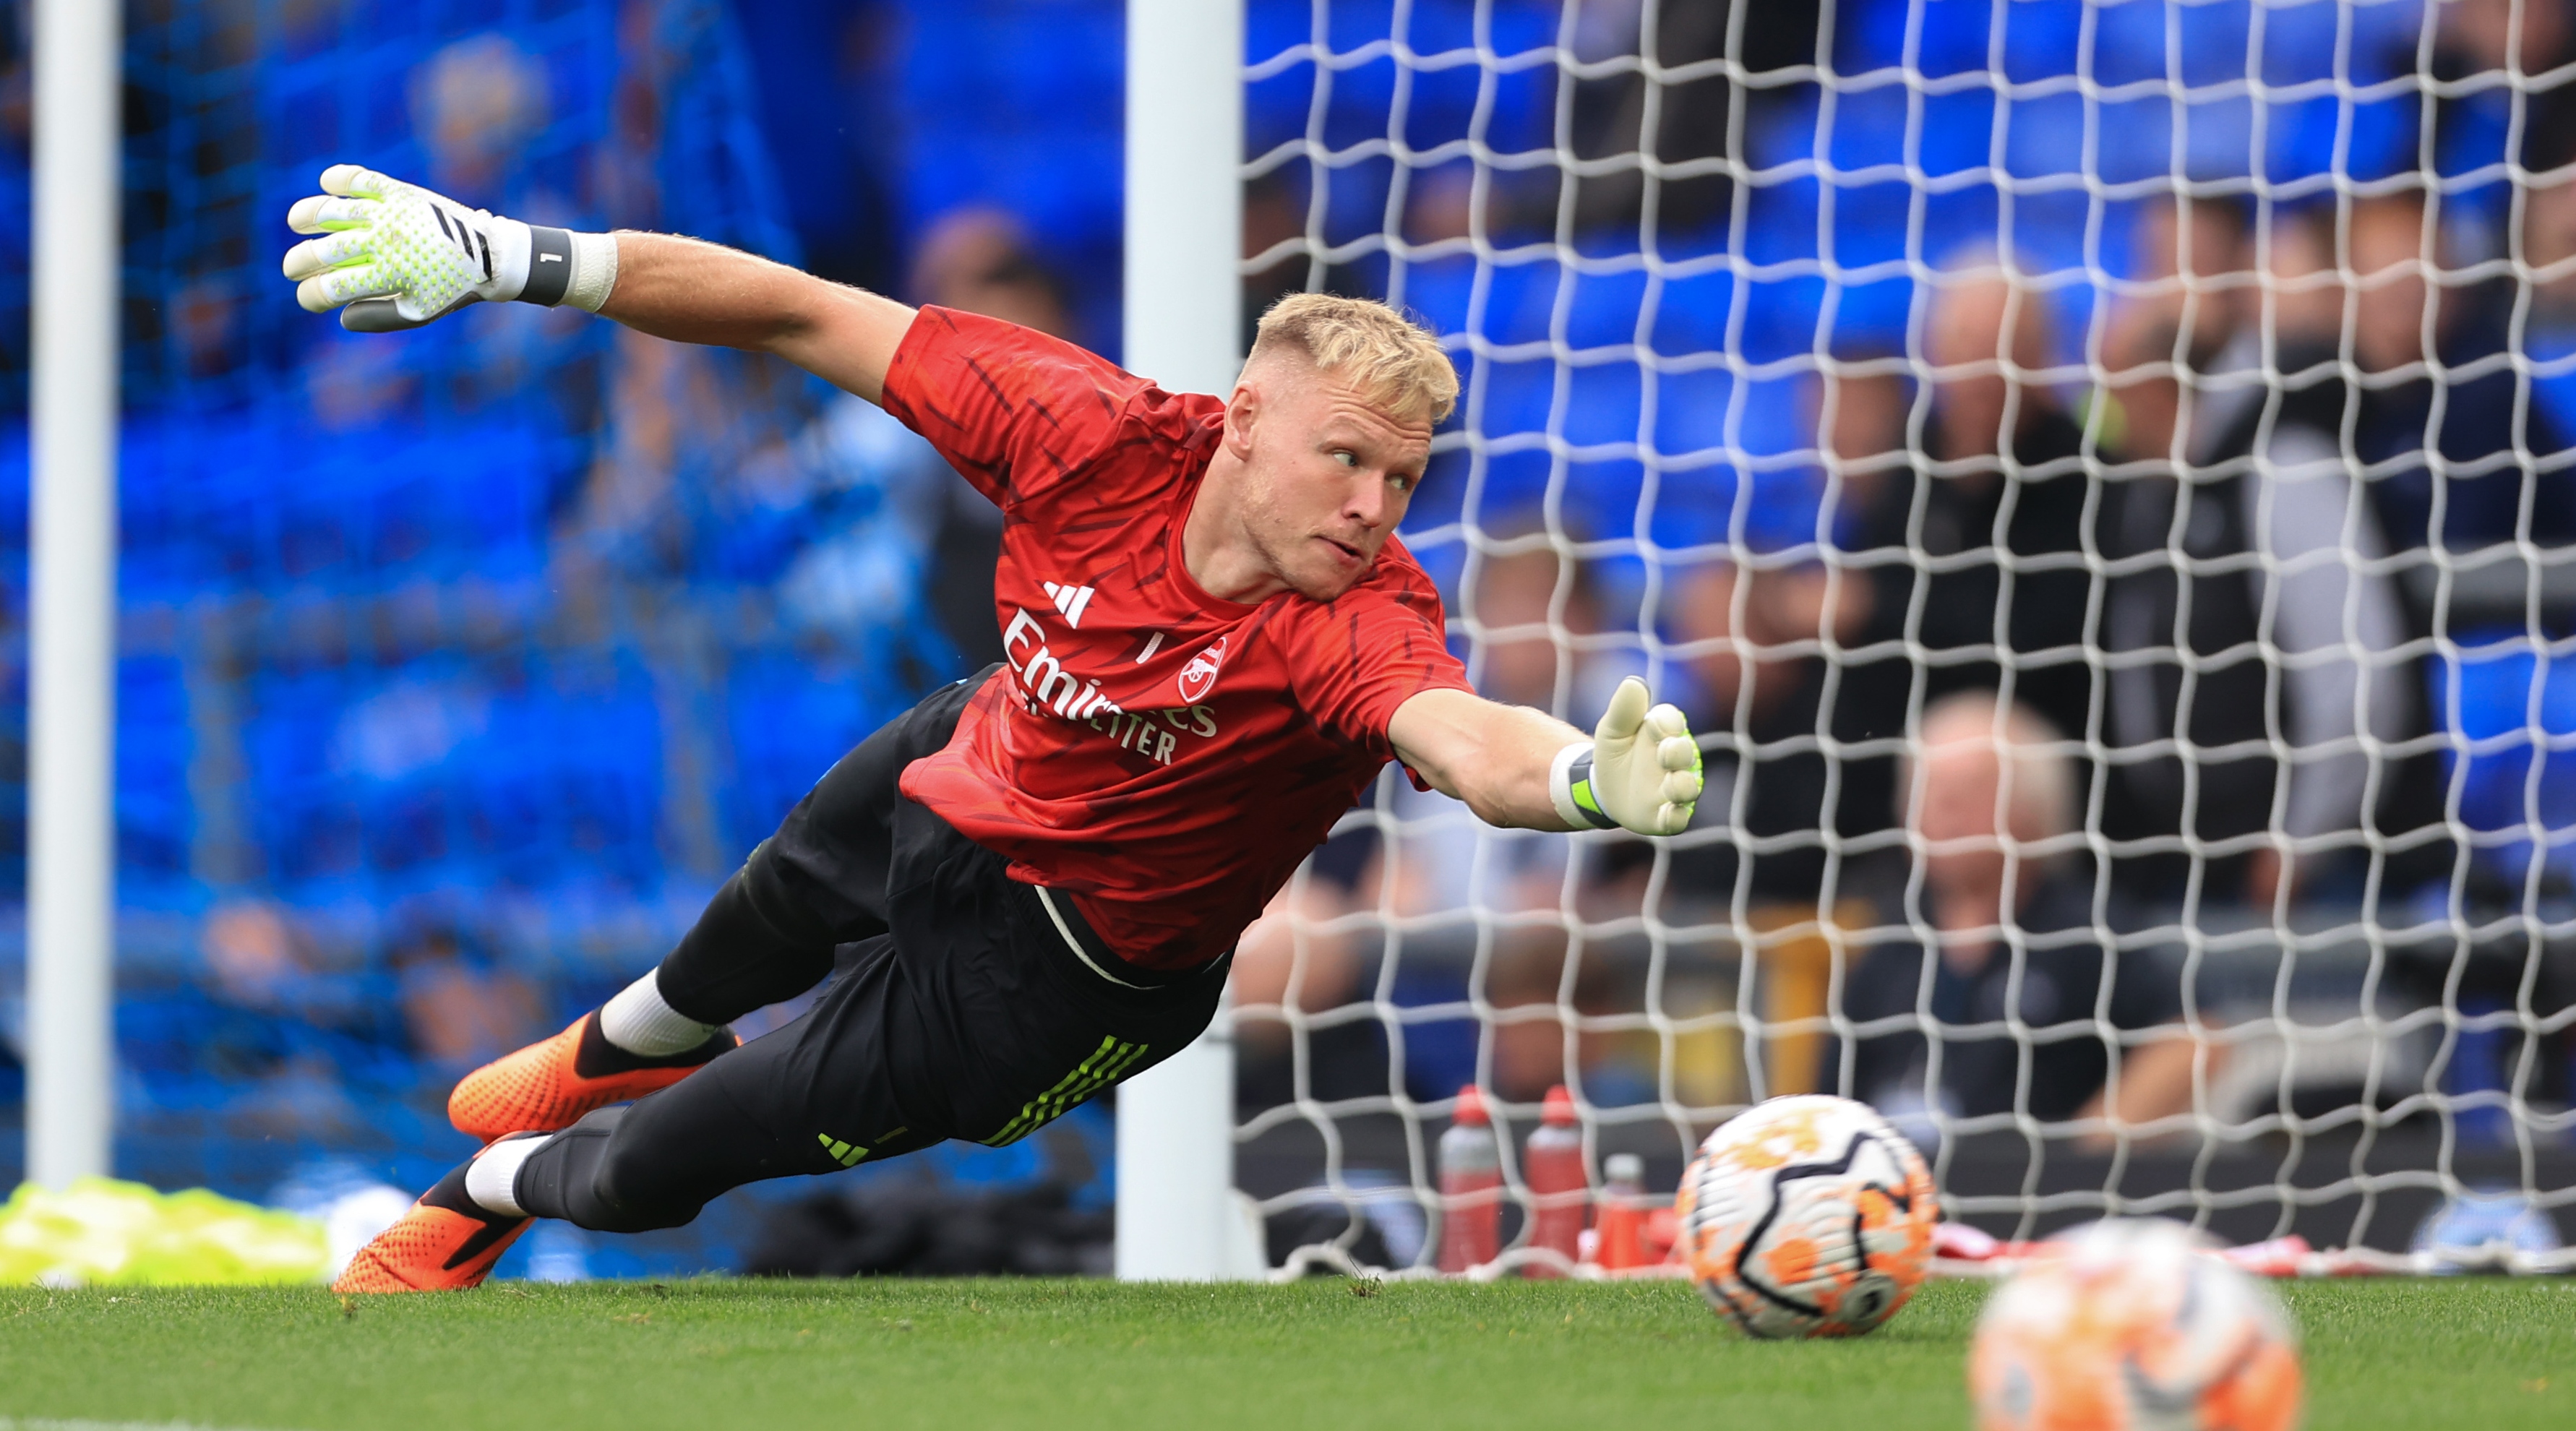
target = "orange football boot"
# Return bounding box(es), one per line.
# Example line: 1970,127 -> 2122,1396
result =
449,1009 -> 736,1143
332,1146 -> 534,1294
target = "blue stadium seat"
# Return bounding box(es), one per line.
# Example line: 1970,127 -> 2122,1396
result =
1997,0 -> 2086,86
719,652 -> 898,855
1649,268 -> 1735,359
2435,635 -> 2576,890
1552,266 -> 1653,352
1901,0 -> 2004,82
118,656 -> 193,880
1386,249 -> 1481,340
2529,328 -> 2576,450
1742,176 -> 1821,270
1821,83 -> 1912,176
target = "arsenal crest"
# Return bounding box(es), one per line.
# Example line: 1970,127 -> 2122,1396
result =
1177,635 -> 1228,703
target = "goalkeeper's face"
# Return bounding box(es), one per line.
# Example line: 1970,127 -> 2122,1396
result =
1227,360 -> 1435,601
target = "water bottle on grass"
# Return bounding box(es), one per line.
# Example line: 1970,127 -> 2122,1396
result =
1522,1084 -> 1586,1277
1436,1084 -> 1500,1273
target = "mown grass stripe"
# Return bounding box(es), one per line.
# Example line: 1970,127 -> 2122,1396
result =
0,1419 -> 305,1431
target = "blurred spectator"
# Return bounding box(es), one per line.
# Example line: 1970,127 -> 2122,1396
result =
907,208 -> 1078,338
1838,693 -> 2211,1138
1657,546 -> 1900,1096
735,0 -> 901,292
549,4 -> 828,585
389,919 -> 546,1077
123,900 -> 403,1138
1818,363 -> 1912,533
201,901 -> 397,1086
2525,126 -> 2576,439
1664,556 -> 1897,908
1556,0 -> 1824,239
1841,251 -> 2100,753
2332,187 -> 2576,551
1230,874 -> 1372,1105
0,4 -> 25,405
1242,170 -> 1311,344
411,33 -> 550,199
202,900 -> 323,1013
2096,195 -> 2421,908
2412,0 -> 2576,265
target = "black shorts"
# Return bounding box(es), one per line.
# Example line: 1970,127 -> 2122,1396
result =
515,669 -> 1230,1234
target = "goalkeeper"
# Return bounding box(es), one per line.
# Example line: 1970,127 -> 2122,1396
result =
284,166 -> 1704,1292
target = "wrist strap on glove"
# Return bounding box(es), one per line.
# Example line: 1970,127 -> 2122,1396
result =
1550,742 -> 1618,830
517,228 -> 619,312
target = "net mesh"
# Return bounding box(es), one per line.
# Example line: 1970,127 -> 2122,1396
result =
1238,0 -> 2576,1274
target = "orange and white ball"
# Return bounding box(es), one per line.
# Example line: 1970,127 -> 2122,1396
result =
1675,1094 -> 1938,1338
1969,1219 -> 2304,1431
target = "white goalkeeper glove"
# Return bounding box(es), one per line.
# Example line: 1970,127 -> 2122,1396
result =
280,165 -> 618,332
1550,677 -> 1703,837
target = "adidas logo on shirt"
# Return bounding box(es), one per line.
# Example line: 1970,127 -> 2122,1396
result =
1042,581 -> 1095,627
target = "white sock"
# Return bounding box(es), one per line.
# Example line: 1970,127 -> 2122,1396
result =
598,971 -> 721,1057
465,1135 -> 546,1218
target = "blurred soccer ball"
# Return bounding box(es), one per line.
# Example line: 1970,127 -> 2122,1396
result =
1968,1219 -> 2304,1431
1675,1093 -> 1937,1338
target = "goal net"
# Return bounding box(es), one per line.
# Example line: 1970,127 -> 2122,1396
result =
1235,0 -> 2576,1275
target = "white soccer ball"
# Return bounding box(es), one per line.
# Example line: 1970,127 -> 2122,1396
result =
1968,1218 -> 2304,1431
1675,1093 -> 1938,1338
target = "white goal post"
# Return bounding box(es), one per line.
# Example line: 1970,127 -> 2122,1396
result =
1115,0 -> 1258,1282
25,0 -> 124,1192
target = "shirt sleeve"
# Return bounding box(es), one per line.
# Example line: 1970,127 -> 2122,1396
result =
877,306 -> 1156,510
1281,580 -> 1474,760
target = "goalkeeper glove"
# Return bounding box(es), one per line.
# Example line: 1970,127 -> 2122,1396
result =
1551,677 -> 1703,837
280,165 -> 618,332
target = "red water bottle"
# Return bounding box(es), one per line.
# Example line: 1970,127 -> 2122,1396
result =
1437,1084 -> 1502,1273
1522,1085 -> 1586,1277
1594,1151 -> 1647,1271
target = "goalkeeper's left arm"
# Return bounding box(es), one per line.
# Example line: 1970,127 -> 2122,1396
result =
280,166 -> 917,403
1389,679 -> 1704,837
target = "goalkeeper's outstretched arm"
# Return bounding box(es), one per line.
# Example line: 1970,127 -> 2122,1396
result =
278,166 -> 915,403
596,232 -> 912,403
1391,677 -> 1703,837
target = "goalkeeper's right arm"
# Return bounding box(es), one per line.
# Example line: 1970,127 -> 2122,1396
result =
280,166 -> 917,403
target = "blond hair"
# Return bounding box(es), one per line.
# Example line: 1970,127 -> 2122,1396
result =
1250,292 -> 1459,427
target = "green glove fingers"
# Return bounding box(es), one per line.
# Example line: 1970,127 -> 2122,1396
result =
285,194 -> 379,235
281,228 -> 374,285
293,262 -> 400,315
319,163 -> 405,199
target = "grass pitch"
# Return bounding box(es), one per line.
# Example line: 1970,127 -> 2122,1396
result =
0,1278 -> 2568,1430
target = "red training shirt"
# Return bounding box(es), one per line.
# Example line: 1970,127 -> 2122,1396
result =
880,307 -> 1473,970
